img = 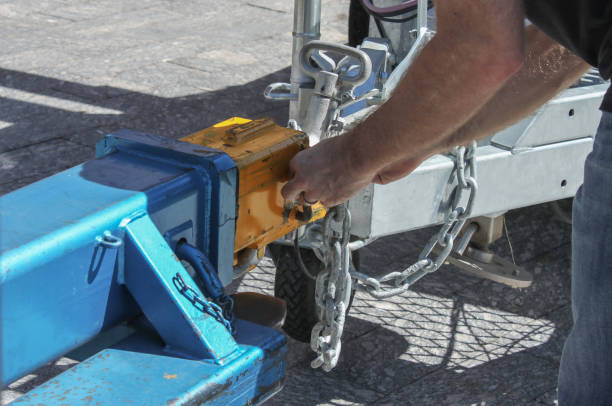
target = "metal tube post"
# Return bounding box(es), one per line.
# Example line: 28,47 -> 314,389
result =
290,0 -> 321,121
417,0 -> 428,34
382,0 -> 434,99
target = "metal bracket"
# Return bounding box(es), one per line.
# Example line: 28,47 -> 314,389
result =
122,213 -> 238,362
447,246 -> 533,288
448,215 -> 532,288
460,215 -> 504,251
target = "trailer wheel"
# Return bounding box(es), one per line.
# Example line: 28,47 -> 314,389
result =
270,244 -> 357,343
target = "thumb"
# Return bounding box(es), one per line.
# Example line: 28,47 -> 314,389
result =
281,177 -> 304,203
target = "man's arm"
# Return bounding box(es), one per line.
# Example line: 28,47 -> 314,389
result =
282,0 -> 525,206
376,25 -> 591,184
443,25 -> 590,149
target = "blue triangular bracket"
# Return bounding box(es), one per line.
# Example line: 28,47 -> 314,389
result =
121,212 -> 238,363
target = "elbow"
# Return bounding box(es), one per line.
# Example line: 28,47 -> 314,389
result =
486,47 -> 524,85
499,51 -> 524,78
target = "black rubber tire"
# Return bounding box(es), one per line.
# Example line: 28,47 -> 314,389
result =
270,244 -> 358,343
349,0 -> 370,47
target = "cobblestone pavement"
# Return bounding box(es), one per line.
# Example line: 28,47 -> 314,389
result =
1,1 -> 571,404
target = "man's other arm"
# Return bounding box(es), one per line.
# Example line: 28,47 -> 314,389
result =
444,25 -> 590,148
283,0 -> 524,206
376,25 -> 590,184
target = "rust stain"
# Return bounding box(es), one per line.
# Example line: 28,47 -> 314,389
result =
163,373 -> 178,379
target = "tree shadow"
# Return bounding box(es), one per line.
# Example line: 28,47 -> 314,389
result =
264,281 -> 567,405
0,66 -> 291,194
0,66 -> 571,405
242,204 -> 572,405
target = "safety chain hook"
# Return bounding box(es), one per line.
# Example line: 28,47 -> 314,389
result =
174,241 -> 236,335
303,39 -> 478,368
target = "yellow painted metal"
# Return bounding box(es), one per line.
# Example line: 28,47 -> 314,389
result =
181,117 -> 326,263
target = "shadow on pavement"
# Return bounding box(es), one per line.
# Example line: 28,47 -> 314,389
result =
259,205 -> 571,404
0,66 -> 291,194
0,66 -> 570,405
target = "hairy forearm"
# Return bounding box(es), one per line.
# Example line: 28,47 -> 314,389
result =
347,0 -> 524,177
440,25 -> 590,152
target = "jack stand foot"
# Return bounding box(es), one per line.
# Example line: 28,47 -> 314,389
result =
446,246 -> 533,288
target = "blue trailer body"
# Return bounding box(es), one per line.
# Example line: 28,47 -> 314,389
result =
0,130 -> 286,404
10,320 -> 286,405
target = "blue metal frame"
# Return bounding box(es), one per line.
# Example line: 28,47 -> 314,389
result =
0,130 -> 286,404
95,129 -> 239,284
10,320 -> 286,405
122,212 -> 237,361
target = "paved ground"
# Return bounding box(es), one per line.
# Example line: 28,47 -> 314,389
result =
0,1 -> 573,404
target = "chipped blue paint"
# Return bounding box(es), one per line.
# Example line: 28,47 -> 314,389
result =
122,213 -> 238,361
11,320 -> 286,405
1,130 -> 286,404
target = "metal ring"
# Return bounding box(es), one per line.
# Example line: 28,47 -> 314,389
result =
95,231 -> 123,248
263,82 -> 298,101
300,191 -> 319,205
299,40 -> 372,86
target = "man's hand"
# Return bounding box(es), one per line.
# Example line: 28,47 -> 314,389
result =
372,154 -> 431,185
282,0 -> 526,208
281,135 -> 374,207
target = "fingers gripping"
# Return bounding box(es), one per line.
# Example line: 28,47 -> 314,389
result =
282,156 -> 307,202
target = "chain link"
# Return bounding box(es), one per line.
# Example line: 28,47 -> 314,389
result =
303,43 -> 478,370
309,143 -> 478,370
350,142 -> 478,299
215,293 -> 235,333
172,272 -> 235,335
310,204 -> 353,371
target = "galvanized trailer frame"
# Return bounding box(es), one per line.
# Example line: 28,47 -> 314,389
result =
282,0 -> 606,243
265,0 -> 608,370
349,82 -> 605,239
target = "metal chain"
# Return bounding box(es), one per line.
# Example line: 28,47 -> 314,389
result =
310,204 -> 353,372
172,272 -> 235,335
215,293 -> 235,332
350,142 -> 478,299
304,40 -> 478,369
309,143 -> 477,371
